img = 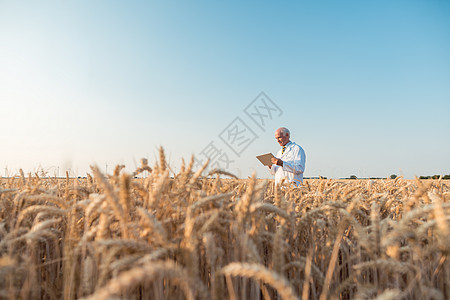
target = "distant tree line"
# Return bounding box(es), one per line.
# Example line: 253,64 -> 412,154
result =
342,174 -> 450,180
418,174 -> 450,180
344,175 -> 384,180
390,174 -> 450,180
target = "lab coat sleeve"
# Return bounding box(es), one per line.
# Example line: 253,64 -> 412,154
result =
282,146 -> 306,175
268,165 -> 278,175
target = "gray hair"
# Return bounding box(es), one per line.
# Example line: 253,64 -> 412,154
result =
279,127 -> 290,137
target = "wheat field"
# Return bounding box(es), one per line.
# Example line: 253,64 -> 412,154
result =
1,149 -> 449,300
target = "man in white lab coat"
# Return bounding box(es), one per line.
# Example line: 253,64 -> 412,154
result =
268,127 -> 306,186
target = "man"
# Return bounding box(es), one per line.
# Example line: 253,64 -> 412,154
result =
268,127 -> 306,186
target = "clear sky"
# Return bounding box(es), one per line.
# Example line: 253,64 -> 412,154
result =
1,0 -> 449,179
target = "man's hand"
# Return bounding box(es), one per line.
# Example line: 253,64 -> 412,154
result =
271,157 -> 283,167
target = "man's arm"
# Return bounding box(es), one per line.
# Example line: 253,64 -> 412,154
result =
281,146 -> 306,175
268,164 -> 277,175
268,151 -> 282,175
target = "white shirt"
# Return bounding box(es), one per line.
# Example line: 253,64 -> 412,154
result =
268,141 -> 306,185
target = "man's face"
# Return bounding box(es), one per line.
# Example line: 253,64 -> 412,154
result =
275,130 -> 289,146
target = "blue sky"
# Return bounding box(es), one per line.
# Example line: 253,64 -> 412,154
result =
1,0 -> 449,179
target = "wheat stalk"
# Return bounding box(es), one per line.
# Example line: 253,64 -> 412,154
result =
218,262 -> 299,300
